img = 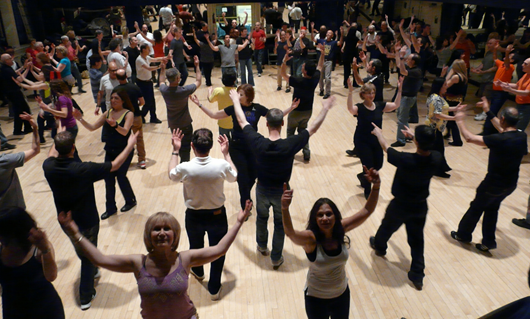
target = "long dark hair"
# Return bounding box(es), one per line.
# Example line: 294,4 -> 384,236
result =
429,77 -> 446,96
306,198 -> 350,247
0,207 -> 37,252
111,87 -> 134,112
447,49 -> 465,68
153,30 -> 163,44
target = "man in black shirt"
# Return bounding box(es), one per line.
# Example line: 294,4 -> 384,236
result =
124,37 -> 141,84
116,69 -> 146,169
43,130 -> 137,310
230,88 -> 336,269
280,43 -> 325,161
392,51 -> 423,147
370,124 -> 441,291
451,99 -> 528,251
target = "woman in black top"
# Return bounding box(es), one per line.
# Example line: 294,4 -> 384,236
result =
191,84 -> 298,211
444,59 -> 468,146
347,78 -> 402,198
74,87 -> 136,219
0,207 -> 64,319
342,23 -> 360,88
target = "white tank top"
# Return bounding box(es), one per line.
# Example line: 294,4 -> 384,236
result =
305,243 -> 349,299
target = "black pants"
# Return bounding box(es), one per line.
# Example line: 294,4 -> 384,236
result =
433,130 -> 451,174
445,100 -> 463,144
373,198 -> 428,283
185,207 -> 228,294
305,286 -> 350,319
136,79 -> 158,121
169,124 -> 193,163
380,55 -> 390,82
104,148 -> 136,214
343,53 -> 354,87
176,62 -> 189,87
201,62 -> 214,86
5,92 -> 31,134
230,141 -> 257,210
38,112 -> 57,141
456,180 -> 516,249
480,296 -> 530,319
68,224 -> 99,304
355,136 -> 384,197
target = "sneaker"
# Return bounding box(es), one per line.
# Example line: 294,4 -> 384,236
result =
271,256 -> 284,270
391,141 -> 406,147
94,268 -> 101,279
319,90 -> 324,96
137,161 -> 146,169
513,218 -> 530,230
369,236 -> 386,256
285,87 -> 291,93
257,245 -> 270,256
450,231 -> 470,243
210,285 -> 222,301
190,269 -> 205,281
258,73 -> 262,77
80,292 -> 97,311
277,86 -> 282,91
474,112 -> 487,121
1,143 -> 16,151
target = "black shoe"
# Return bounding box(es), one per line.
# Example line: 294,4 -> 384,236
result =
409,279 -> 423,291
443,132 -> 451,140
323,93 -> 330,99
319,90 -> 324,96
40,138 -> 46,144
369,236 -> 386,256
150,118 -> 162,124
80,291 -> 97,311
285,87 -> 291,93
391,141 -> 406,147
0,143 -> 16,151
79,89 -> 87,94
101,211 -> 116,220
408,119 -> 419,124
513,218 -> 530,230
448,142 -> 463,147
435,172 -> 451,178
142,117 -> 146,124
346,149 -> 358,157
303,155 -> 310,162
277,86 -> 282,91
450,231 -> 470,243
120,201 -> 137,212
475,243 -> 495,252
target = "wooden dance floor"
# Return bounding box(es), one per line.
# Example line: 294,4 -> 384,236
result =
1,63 -> 529,319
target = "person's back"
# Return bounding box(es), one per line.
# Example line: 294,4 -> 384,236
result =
483,130 -> 527,186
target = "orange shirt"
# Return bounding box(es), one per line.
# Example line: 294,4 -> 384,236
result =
493,59 -> 515,91
516,73 -> 530,105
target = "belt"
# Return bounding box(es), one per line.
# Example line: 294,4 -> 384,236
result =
136,78 -> 152,83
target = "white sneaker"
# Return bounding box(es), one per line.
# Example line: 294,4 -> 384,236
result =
474,112 -> 487,121
80,292 -> 97,311
94,268 -> 101,279
137,161 -> 146,169
210,285 -> 222,301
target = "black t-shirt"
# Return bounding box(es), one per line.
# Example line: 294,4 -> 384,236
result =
236,37 -> 252,60
91,38 -> 102,56
43,157 -> 112,230
289,71 -> 321,112
124,46 -> 140,73
0,64 -> 20,92
224,103 -> 269,141
483,130 -> 528,186
402,66 -> 423,97
343,29 -> 359,56
243,125 -> 309,188
363,74 -> 384,102
355,101 -> 385,139
377,30 -> 394,47
116,83 -> 143,116
387,148 -> 442,202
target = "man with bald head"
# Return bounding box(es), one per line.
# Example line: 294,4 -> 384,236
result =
0,53 -> 32,135
451,98 -> 527,252
97,61 -> 119,114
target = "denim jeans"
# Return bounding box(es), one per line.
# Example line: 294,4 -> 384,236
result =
516,103 -> 530,132
71,62 -> 83,91
254,49 -> 265,74
287,110 -> 312,158
256,184 -> 285,262
396,96 -> 417,143
67,224 -> 99,303
456,180 -> 516,248
185,207 -> 228,294
292,56 -> 306,77
484,91 -> 509,135
239,59 -> 255,86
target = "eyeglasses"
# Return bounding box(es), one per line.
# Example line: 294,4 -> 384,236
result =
109,69 -> 118,72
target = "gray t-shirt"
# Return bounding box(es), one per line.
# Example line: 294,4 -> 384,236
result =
170,38 -> 185,65
0,152 -> 25,209
482,51 -> 496,83
218,44 -> 238,67
160,83 -> 197,129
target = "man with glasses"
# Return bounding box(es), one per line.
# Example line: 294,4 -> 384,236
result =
97,62 -> 119,115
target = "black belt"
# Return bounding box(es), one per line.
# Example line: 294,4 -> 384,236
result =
136,78 -> 152,83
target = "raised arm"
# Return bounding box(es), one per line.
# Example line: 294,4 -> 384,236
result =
229,89 -> 249,128
205,33 -> 219,52
307,95 -> 336,136
110,132 -> 138,172
454,104 -> 486,146
342,167 -> 380,232
28,228 -> 57,282
282,98 -> 299,117
192,56 -> 202,89
58,211 -> 141,273
183,200 -> 251,268
73,109 -> 107,131
478,96 -> 504,133
399,19 -> 412,47
168,128 -> 182,177
346,78 -> 359,116
189,94 -> 228,119
19,113 -> 40,162
450,30 -> 464,50
383,77 -> 403,112
351,57 -> 364,85
36,97 -> 67,118
281,184 -> 317,251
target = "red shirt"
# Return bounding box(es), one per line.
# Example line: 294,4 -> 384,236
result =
25,47 -> 41,68
252,29 -> 266,50
516,73 -> 530,105
454,42 -> 471,68
493,59 -> 515,91
153,41 -> 164,58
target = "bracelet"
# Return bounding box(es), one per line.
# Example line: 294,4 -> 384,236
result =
198,104 -> 203,108
172,152 -> 179,156
74,235 -> 84,243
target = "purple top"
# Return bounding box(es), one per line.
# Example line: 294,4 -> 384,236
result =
136,255 -> 196,319
56,96 -> 76,128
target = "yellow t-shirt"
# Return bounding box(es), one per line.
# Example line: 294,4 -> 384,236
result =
209,87 -> 234,130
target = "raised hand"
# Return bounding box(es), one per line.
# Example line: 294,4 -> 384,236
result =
189,94 -> 200,107
363,166 -> 380,185
359,50 -> 367,62
476,96 -> 490,112
19,112 -> 36,128
281,183 -> 294,209
58,211 -> 79,237
171,128 -> 183,151
193,55 -> 199,66
218,134 -> 229,156
73,109 -> 83,120
291,98 -> 300,109
229,88 -> 240,103
28,228 -> 51,252
237,199 -> 253,223
347,77 -> 354,92
322,95 -> 336,110
401,125 -> 414,139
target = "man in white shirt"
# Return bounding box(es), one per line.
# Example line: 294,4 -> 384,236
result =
159,5 -> 174,30
135,43 -> 165,123
135,22 -> 155,55
97,61 -> 119,114
168,128 -> 237,301
107,38 -> 132,78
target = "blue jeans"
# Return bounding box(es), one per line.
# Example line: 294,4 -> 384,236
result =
484,91 -> 509,135
292,56 -> 306,77
68,224 -> 99,303
396,96 -> 417,143
253,49 -> 265,74
256,184 -> 285,262
517,103 -> 530,132
239,59 -> 255,86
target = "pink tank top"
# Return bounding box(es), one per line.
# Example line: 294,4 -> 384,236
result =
136,255 -> 196,319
